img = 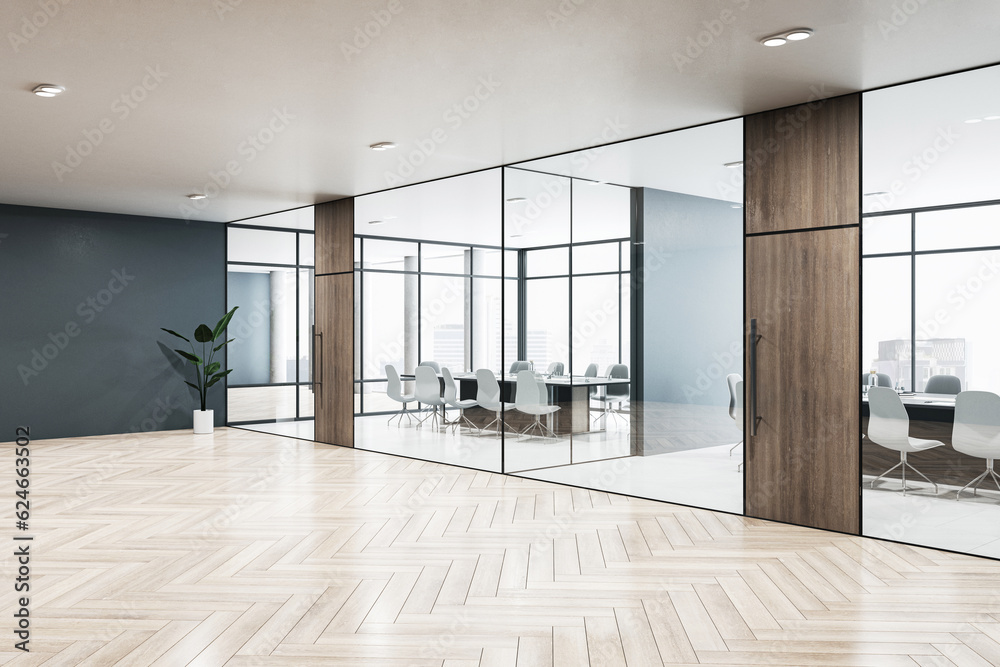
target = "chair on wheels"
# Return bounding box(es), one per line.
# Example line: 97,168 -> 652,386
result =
386,364 -> 415,426
867,387 -> 944,495
726,373 -> 743,464
515,370 -> 561,438
593,364 -> 629,428
546,361 -> 564,376
926,374 -> 962,395
414,366 -> 445,429
509,360 -> 530,373
418,360 -> 441,373
442,367 -> 479,434
476,368 -> 514,436
952,391 -> 1000,500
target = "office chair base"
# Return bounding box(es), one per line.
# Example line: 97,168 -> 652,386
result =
957,460 -> 1000,500
446,412 -> 481,435
387,410 -> 415,427
520,417 -> 559,440
592,406 -> 628,429
870,452 -> 937,496
415,408 -> 443,430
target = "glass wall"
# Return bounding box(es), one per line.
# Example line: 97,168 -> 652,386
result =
862,63 -> 1000,558
226,209 -> 315,425
504,119 -> 745,514
353,169 -> 507,472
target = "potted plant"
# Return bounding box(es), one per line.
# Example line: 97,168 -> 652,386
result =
162,307 -> 238,434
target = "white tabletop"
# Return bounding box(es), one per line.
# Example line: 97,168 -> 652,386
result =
862,391 -> 956,407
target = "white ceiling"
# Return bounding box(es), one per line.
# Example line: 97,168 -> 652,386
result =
2,0 -> 1000,223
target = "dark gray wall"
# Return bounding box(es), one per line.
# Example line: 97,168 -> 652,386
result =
0,204 -> 226,439
642,188 -> 743,407
227,271 -> 271,385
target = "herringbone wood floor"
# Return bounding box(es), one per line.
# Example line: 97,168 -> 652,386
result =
5,428 -> 1000,666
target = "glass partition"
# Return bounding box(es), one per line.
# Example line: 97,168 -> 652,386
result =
353,169 -> 505,471
226,209 -> 315,429
503,119 -> 745,514
862,64 -> 1000,559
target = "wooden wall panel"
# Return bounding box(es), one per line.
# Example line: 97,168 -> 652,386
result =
745,228 -> 859,533
744,93 -> 861,535
314,196 -> 354,447
315,199 -> 354,275
315,273 -> 354,447
746,94 -> 860,234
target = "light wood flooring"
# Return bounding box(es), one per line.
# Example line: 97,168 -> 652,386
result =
5,428 -> 1000,666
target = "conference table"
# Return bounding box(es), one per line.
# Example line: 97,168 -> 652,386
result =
861,391 -> 956,422
404,372 -> 630,435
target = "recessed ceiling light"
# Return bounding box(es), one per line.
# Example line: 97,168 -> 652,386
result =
505,197 -> 527,203
367,219 -> 386,225
186,194 -> 207,200
761,28 -> 813,47
724,161 -> 744,168
32,84 -> 65,97
985,115 -> 1000,121
369,142 -> 396,151
864,191 -> 889,196
965,119 -> 983,124
731,204 -> 743,209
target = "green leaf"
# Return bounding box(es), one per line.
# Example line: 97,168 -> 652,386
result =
213,338 -> 235,352
206,369 -> 233,387
161,328 -> 190,343
205,361 -> 221,375
194,324 -> 214,343
175,349 -> 202,364
211,307 -> 238,341
184,381 -> 200,391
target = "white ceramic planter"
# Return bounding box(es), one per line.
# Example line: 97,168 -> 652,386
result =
193,409 -> 214,434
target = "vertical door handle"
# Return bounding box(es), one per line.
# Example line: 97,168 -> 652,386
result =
749,318 -> 762,436
313,329 -> 323,387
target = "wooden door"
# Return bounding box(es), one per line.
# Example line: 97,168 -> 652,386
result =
745,229 -> 859,532
744,93 -> 860,534
314,273 -> 353,446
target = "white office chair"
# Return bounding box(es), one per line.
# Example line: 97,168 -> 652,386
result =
734,381 -> 744,473
476,368 -> 514,436
515,370 -> 561,438
926,374 -> 962,395
546,361 -> 564,376
386,364 -> 415,426
726,373 -> 743,467
442,367 -> 479,434
592,364 -> 629,427
583,363 -> 598,378
509,360 -> 530,373
418,360 -> 441,373
867,387 -> 944,495
952,391 -> 1000,500
414,365 -> 445,429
